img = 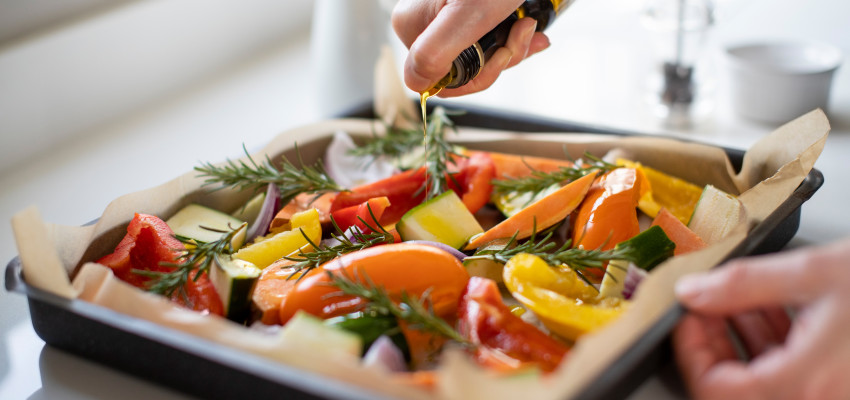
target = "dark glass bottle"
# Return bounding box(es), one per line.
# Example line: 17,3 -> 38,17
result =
440,0 -> 574,90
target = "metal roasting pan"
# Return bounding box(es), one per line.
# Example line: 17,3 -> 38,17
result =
6,101 -> 824,399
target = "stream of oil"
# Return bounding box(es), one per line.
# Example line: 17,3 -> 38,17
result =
419,77 -> 449,154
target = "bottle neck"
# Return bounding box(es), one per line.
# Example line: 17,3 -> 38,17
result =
443,0 -> 563,89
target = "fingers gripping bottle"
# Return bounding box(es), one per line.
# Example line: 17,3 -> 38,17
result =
433,0 -> 576,93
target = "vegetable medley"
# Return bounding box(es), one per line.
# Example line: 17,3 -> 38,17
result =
95,107 -> 739,389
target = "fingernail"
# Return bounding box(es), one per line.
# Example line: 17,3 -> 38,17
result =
524,20 -> 538,40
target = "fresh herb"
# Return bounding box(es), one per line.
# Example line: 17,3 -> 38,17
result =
284,206 -> 395,279
347,124 -> 422,160
465,224 -> 635,287
135,223 -> 244,299
195,144 -> 345,205
492,152 -> 618,197
421,106 -> 465,201
327,269 -> 473,347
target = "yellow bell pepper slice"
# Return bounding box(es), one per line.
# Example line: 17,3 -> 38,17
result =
618,159 -> 703,225
234,208 -> 322,269
503,253 -> 627,341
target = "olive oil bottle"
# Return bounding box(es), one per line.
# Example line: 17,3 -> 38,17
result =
431,0 -> 575,94
419,0 -> 574,138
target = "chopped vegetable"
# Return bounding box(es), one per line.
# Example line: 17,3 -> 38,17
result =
329,196 -> 391,235
503,253 -> 626,341
397,191 -> 484,250
166,203 -> 247,249
277,243 -> 470,325
688,185 -> 745,244
96,213 -> 224,315
244,183 -> 281,242
234,208 -> 322,269
279,311 -> 363,360
325,131 -> 399,187
598,226 -> 675,298
210,254 -> 261,321
491,152 -> 616,198
251,260 -> 299,325
651,207 -> 707,255
331,167 -> 428,226
462,238 -> 512,284
324,311 -> 409,358
618,159 -> 704,224
571,168 -> 642,281
458,277 -> 570,373
465,171 -> 597,250
362,335 -> 409,372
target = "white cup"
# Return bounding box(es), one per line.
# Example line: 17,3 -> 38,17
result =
725,41 -> 842,124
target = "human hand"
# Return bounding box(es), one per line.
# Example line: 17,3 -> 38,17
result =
391,0 -> 551,97
673,238 -> 850,400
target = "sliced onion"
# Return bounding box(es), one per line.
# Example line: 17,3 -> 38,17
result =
320,236 -> 344,248
324,131 -> 398,188
405,240 -> 468,261
362,335 -> 407,372
622,263 -> 649,300
245,183 -> 281,242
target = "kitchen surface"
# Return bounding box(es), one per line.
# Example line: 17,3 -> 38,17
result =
1,0 -> 848,399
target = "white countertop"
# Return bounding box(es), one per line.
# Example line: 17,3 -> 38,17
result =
1,0 -> 848,399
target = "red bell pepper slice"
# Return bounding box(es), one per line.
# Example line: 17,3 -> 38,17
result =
571,168 -> 642,281
332,168 -> 427,226
328,196 -> 391,234
447,151 -> 495,215
457,277 -> 570,373
96,213 -> 224,316
331,152 -> 495,226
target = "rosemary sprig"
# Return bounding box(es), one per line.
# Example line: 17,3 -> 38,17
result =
134,224 -> 244,299
284,206 -> 395,279
421,106 -> 465,201
346,124 -> 422,160
465,225 -> 635,287
327,269 -> 472,347
492,152 -> 618,197
194,144 -> 346,205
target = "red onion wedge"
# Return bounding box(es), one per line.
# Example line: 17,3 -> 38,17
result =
362,335 -> 407,372
404,240 -> 468,261
245,183 -> 281,243
324,131 -> 398,188
622,263 -> 648,300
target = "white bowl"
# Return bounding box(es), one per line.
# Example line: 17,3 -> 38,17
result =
725,41 -> 842,124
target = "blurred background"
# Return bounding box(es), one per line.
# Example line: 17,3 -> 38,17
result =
0,0 -> 847,399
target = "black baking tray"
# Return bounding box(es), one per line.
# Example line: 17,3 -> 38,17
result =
5,101 -> 824,400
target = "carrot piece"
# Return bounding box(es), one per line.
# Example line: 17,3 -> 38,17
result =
650,208 -> 707,256
251,259 -> 298,325
464,172 -> 598,251
473,150 -> 574,180
270,192 -> 336,231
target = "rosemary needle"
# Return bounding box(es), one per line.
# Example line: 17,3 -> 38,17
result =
465,225 -> 635,288
492,153 -> 618,197
327,269 -> 472,347
284,206 -> 395,279
195,144 -> 345,205
135,224 -> 243,300
420,106 -> 465,201
346,123 -> 422,160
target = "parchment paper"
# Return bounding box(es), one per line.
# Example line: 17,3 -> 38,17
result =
11,49 -> 829,399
